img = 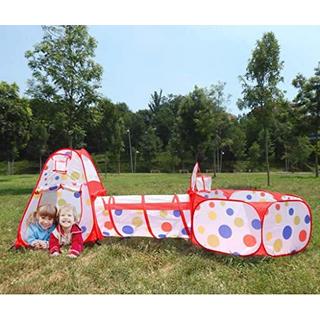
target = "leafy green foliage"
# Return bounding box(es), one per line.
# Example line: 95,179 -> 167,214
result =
25,26 -> 103,148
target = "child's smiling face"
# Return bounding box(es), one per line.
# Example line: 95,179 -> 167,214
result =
59,210 -> 76,229
38,215 -> 54,230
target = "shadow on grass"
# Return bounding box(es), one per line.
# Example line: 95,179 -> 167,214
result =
0,187 -> 32,196
95,236 -> 273,267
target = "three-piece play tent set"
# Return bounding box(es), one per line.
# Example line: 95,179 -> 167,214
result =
15,148 -> 312,257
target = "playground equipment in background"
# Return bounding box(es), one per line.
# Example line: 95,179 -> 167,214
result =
15,149 -> 312,257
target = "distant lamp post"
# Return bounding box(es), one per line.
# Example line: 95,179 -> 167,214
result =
134,150 -> 139,173
127,129 -> 133,173
220,151 -> 225,173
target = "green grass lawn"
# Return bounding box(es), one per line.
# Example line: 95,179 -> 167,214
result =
0,172 -> 319,294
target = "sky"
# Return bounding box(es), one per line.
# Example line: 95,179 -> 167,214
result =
1,25 -> 320,115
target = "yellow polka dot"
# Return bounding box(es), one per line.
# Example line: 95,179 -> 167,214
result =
58,199 -> 67,206
208,211 -> 217,220
34,193 -> 40,198
275,214 -> 282,224
220,201 -> 226,206
294,216 -> 300,225
57,190 -> 62,197
61,174 -> 68,181
234,217 -> 244,227
135,210 -> 144,215
132,217 -> 143,227
207,234 -> 220,247
273,239 -> 282,252
86,199 -> 91,206
266,232 -> 272,241
198,226 -> 205,234
103,210 -> 109,216
160,210 -> 168,218
70,171 -> 80,181
284,202 -> 289,207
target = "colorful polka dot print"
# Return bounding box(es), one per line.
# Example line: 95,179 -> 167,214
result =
263,201 -> 311,256
193,200 -> 261,256
197,189 -> 227,199
229,190 -> 276,202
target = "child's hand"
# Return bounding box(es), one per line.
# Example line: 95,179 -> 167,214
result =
39,241 -> 48,249
31,241 -> 41,249
50,251 -> 60,257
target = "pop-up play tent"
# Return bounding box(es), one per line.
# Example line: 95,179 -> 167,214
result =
15,148 -> 312,257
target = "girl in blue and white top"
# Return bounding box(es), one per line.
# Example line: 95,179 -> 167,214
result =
27,204 -> 57,249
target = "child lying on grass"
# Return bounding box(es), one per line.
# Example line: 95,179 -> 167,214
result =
49,204 -> 83,258
27,204 -> 57,249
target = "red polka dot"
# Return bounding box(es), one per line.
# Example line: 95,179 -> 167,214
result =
275,204 -> 281,210
243,235 -> 257,247
44,165 -> 48,170
299,230 -> 307,242
195,205 -> 201,211
260,192 -> 265,197
215,190 -> 219,195
209,202 -> 215,208
104,221 -> 113,230
161,222 -> 172,232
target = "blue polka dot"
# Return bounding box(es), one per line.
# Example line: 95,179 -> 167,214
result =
282,225 -> 292,240
251,219 -> 261,230
49,185 -> 58,191
204,194 -> 209,198
55,176 -> 60,180
115,209 -> 123,216
304,215 -> 310,224
218,225 -> 232,238
81,226 -> 87,233
158,234 -> 166,238
44,173 -> 47,176
103,231 -> 110,236
173,210 -> 181,218
74,192 -> 81,198
122,225 -> 134,234
232,252 -> 240,256
246,194 -> 252,200
44,178 -> 47,181
181,228 -> 188,235
289,208 -> 294,216
226,208 -> 234,216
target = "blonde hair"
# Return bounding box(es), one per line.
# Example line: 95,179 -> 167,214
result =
28,204 -> 57,225
58,204 -> 79,223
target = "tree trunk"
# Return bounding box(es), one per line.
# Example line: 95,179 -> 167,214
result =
216,147 -> 220,173
265,127 -> 270,186
315,129 -> 319,177
7,160 -> 11,175
39,156 -> 42,174
118,153 -> 121,174
213,147 -> 217,177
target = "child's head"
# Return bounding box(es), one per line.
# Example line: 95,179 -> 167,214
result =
33,204 -> 57,230
57,204 -> 78,229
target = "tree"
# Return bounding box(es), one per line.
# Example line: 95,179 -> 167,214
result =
287,136 -> 313,171
148,89 -> 163,113
238,32 -> 284,185
0,82 -> 32,174
25,25 -> 103,148
292,62 -> 320,177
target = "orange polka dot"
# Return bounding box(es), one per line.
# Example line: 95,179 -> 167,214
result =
161,222 -> 172,232
243,235 -> 257,247
209,202 -> 215,208
299,230 -> 307,242
104,221 -> 113,230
